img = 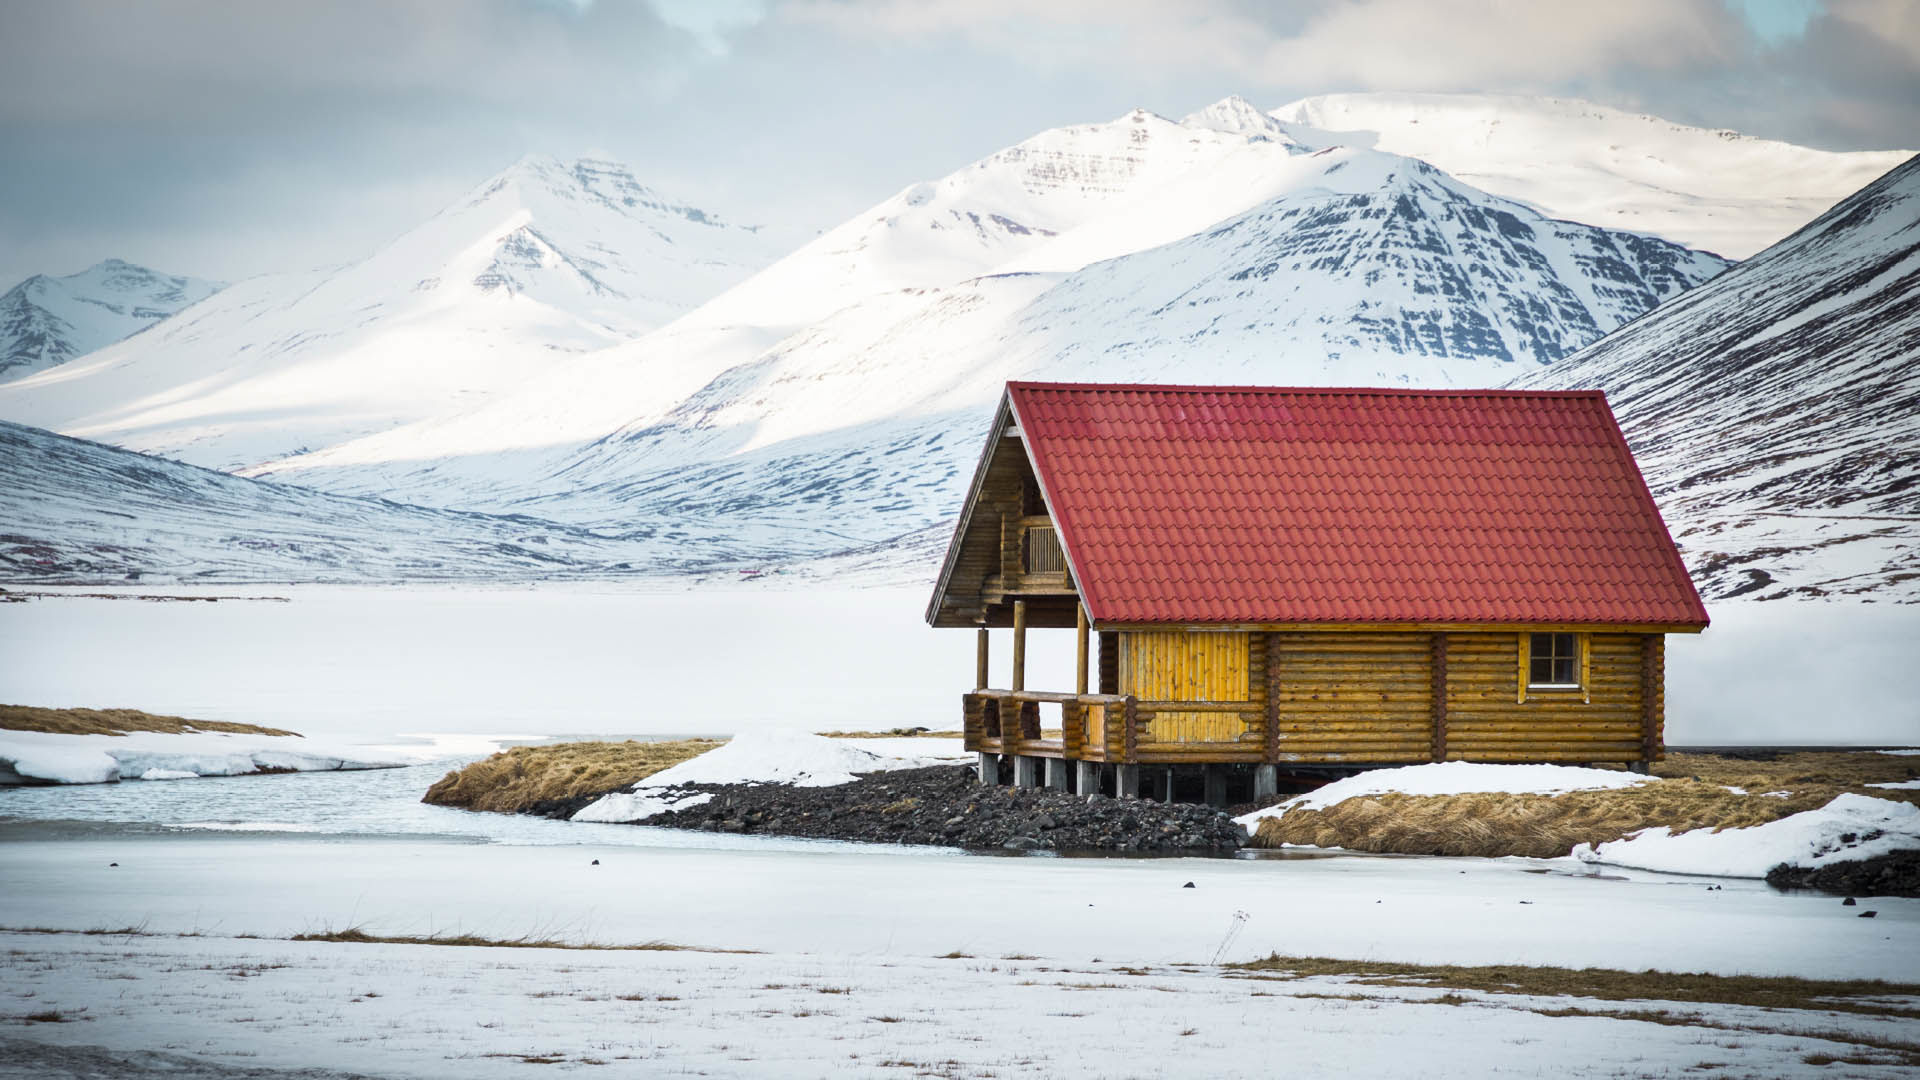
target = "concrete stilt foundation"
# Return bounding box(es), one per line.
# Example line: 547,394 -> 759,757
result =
1114,763 -> 1141,799
1013,755 -> 1041,788
1203,766 -> 1227,808
977,752 -> 1000,785
1253,764 -> 1278,799
1075,760 -> 1101,796
1044,758 -> 1068,790
1163,768 -> 1176,804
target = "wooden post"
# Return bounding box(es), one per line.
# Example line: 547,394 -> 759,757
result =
975,626 -> 990,691
1011,600 -> 1027,692
1122,694 -> 1138,763
1074,603 -> 1089,696
1430,632 -> 1449,763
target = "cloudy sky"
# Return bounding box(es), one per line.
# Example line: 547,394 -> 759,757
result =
2,0 -> 1915,286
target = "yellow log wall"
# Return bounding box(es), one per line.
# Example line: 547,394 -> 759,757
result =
1120,631 -> 1254,746
1269,631 -> 1433,763
1443,633 -> 1647,762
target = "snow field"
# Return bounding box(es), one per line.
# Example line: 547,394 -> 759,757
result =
5,930 -> 1916,1080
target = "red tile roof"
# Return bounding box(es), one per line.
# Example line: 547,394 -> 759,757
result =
1007,382 -> 1707,628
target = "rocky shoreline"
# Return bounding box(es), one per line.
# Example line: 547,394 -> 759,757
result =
534,765 -> 1246,854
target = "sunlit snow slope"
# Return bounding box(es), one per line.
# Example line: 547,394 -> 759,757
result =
1271,93 -> 1912,259
0,157 -> 791,471
0,260 -> 220,381
1512,155 -> 1920,601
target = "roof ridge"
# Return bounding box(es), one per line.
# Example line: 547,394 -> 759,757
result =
1006,381 -> 1604,398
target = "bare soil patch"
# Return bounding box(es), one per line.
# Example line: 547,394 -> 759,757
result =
0,704 -> 297,738
421,739 -> 719,814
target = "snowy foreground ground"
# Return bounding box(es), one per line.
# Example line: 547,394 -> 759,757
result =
4,925 -> 1916,1080
4,831 -> 1919,1078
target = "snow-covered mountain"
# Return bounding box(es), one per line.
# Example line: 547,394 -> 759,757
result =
1512,154 -> 1920,602
0,419 -> 815,583
4,94 -> 1907,593
0,156 -> 792,470
1271,93 -> 1913,259
0,260 -> 220,381
255,111 -> 1726,556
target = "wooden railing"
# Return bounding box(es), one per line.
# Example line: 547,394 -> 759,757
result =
964,689 -> 1129,761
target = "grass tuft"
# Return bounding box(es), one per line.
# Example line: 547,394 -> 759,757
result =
421,739 -> 720,813
0,704 -> 296,738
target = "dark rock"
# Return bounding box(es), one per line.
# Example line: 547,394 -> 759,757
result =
569,765 -> 1245,855
1843,896 -> 1857,906
1182,881 -> 1195,889
1859,910 -> 1878,918
1766,849 -> 1920,898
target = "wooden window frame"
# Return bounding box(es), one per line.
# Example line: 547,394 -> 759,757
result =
1517,631 -> 1591,704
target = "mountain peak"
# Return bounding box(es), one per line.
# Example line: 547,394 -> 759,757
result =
1181,95 -> 1289,140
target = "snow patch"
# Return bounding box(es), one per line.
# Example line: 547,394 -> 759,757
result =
0,729 -> 412,785
1235,761 -> 1651,828
1573,794 -> 1920,878
571,729 -> 965,823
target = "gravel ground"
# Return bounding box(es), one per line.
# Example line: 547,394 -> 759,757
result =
546,765 -> 1246,854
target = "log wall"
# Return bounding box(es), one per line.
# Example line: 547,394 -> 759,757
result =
1269,631 -> 1433,763
1443,633 -> 1647,763
965,629 -> 1665,765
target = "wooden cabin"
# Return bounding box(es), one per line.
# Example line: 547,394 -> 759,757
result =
925,382 -> 1708,802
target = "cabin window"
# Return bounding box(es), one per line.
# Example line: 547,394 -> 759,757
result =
1527,632 -> 1582,688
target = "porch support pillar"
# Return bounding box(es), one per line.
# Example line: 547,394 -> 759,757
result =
1074,603 -> 1089,695
1011,600 -> 1027,692
1253,765 -> 1278,800
1044,758 -> 1068,790
1013,755 -> 1040,788
975,626 -> 989,691
1203,766 -> 1227,808
1114,763 -> 1140,800
1075,760 -> 1101,796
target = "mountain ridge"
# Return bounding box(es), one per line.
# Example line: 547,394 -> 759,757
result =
0,259 -> 221,382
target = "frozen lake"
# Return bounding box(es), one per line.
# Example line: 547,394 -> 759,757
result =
0,584 -> 1915,745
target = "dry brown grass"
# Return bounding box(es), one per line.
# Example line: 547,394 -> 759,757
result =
1655,750 -> 1919,790
1230,954 -> 1920,1021
1249,752 -> 1920,857
421,739 -> 719,813
0,704 -> 297,738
